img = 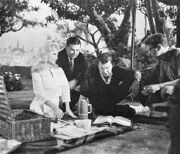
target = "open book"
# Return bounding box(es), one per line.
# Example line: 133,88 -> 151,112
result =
93,115 -> 131,127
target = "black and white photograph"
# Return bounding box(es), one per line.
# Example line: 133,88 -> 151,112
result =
0,0 -> 180,153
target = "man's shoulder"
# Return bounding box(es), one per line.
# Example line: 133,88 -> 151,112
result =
112,65 -> 130,72
77,52 -> 85,60
58,48 -> 66,56
159,48 -> 179,61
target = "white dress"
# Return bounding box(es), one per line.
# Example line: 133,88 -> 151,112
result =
30,67 -> 70,117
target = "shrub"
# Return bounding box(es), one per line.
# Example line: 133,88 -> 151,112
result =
3,72 -> 23,91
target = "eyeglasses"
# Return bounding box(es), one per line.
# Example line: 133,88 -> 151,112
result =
148,44 -> 161,52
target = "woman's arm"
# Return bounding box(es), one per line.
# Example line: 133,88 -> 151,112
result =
32,72 -> 64,119
45,100 -> 64,119
59,68 -> 76,118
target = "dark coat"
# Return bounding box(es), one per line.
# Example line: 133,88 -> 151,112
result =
80,65 -> 137,115
168,80 -> 180,154
56,48 -> 87,85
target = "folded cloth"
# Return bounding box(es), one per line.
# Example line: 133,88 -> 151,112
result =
116,105 -> 136,118
129,104 -> 150,116
117,99 -> 150,116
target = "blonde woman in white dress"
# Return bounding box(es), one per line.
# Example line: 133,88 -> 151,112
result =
30,41 -> 76,119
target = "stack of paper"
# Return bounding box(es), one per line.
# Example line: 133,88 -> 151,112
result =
52,125 -> 106,140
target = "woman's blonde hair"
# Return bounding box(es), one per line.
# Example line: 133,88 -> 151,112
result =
31,41 -> 59,73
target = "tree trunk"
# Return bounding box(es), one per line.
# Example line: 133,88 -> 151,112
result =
146,0 -> 156,34
157,0 -> 180,5
152,0 -> 164,33
110,3 -> 133,55
131,0 -> 137,69
88,8 -> 113,48
177,5 -> 180,47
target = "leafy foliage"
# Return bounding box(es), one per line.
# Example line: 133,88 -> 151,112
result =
0,0 -> 42,36
43,0 -> 130,22
42,0 -> 133,55
157,0 -> 180,5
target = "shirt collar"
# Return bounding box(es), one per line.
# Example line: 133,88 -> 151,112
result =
99,70 -> 112,85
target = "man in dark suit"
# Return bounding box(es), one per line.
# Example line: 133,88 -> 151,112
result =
56,36 -> 87,110
79,52 -> 142,117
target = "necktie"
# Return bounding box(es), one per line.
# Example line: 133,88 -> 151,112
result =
69,58 -> 74,72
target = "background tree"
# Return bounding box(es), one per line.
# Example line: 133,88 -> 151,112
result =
42,0 -> 134,56
142,0 -> 179,47
156,0 -> 180,47
0,0 -> 42,37
54,19 -> 103,54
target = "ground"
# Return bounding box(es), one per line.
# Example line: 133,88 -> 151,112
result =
7,79 -> 170,154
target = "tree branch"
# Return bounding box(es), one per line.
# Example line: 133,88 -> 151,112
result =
11,24 -> 24,32
76,35 -> 94,46
96,35 -> 103,45
146,0 -> 156,34
152,0 -> 164,33
157,0 -> 180,5
90,8 -> 113,45
90,33 -> 98,49
92,29 -> 99,36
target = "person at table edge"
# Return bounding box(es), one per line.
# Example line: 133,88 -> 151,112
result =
56,36 -> 87,110
79,52 -> 142,117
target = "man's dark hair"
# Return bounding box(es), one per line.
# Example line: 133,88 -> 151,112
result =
66,36 -> 81,46
98,52 -> 112,64
143,33 -> 166,47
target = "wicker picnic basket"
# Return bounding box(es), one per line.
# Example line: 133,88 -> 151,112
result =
0,76 -> 51,142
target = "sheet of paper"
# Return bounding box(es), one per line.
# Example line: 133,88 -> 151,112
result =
93,116 -> 113,124
52,124 -> 107,140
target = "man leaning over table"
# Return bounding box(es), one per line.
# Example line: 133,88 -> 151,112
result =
78,52 -> 142,118
56,36 -> 87,111
140,33 -> 180,108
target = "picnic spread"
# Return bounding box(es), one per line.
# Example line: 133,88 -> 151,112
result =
0,76 -> 132,154
0,110 -> 167,154
0,114 -> 133,154
0,76 -> 168,154
0,113 -> 167,154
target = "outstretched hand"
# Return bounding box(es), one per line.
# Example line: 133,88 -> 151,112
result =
69,79 -> 78,90
141,84 -> 161,95
128,80 -> 140,98
66,108 -> 77,118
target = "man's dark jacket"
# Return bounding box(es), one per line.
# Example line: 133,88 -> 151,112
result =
56,48 -> 86,85
80,65 -> 138,115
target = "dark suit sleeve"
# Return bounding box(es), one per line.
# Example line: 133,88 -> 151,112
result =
80,65 -> 96,98
80,69 -> 91,98
141,64 -> 160,86
114,66 -> 135,83
56,50 -> 63,67
176,52 -> 180,78
74,54 -> 87,84
80,79 -> 90,98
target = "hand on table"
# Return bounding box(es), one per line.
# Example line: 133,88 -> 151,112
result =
66,108 -> 77,118
54,108 -> 64,119
128,80 -> 140,98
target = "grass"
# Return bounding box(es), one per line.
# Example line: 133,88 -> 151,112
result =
7,79 -> 34,110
